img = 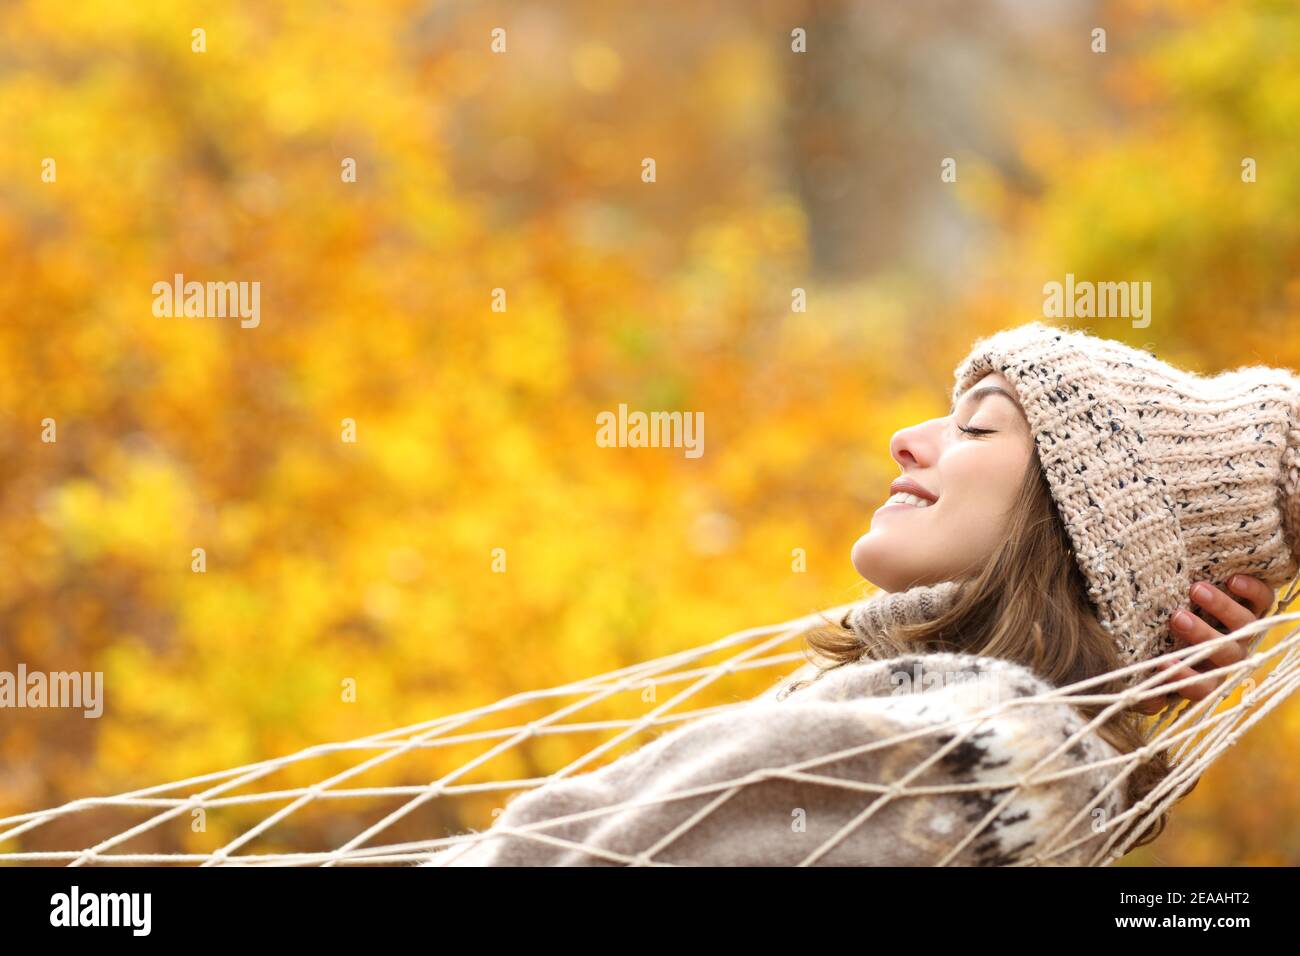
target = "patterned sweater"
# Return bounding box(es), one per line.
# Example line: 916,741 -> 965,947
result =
419,650 -> 1128,867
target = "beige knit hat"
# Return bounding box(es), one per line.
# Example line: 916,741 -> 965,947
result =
950,321 -> 1300,668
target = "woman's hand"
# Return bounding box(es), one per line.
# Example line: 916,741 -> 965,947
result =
1135,575 -> 1276,715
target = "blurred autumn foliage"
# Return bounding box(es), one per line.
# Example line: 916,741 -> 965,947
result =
0,0 -> 1298,864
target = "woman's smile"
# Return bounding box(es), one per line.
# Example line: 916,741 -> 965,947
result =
874,476 -> 940,513
875,492 -> 936,513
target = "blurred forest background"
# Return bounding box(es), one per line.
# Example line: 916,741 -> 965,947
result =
2,0 -> 1300,864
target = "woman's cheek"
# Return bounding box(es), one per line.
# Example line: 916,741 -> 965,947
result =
935,492 -> 1000,571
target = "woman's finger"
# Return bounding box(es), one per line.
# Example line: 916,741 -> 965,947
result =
1171,607 -> 1245,687
1226,574 -> 1275,618
1192,578 -> 1274,671
1189,581 -> 1257,635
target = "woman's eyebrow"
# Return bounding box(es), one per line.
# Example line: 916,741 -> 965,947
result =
949,384 -> 1019,416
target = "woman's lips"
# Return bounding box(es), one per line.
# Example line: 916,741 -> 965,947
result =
888,478 -> 939,502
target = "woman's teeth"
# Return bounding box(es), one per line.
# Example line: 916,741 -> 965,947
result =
886,492 -> 934,508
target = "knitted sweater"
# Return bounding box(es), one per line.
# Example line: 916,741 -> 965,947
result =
419,647 -> 1128,867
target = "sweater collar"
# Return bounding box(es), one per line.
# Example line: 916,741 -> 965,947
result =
843,580 -> 962,643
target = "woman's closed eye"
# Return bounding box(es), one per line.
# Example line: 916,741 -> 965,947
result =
957,423 -> 997,437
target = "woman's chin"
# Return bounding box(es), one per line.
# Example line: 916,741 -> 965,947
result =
851,533 -> 932,592
850,533 -> 892,588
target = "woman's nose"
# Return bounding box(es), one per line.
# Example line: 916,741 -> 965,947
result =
889,419 -> 942,469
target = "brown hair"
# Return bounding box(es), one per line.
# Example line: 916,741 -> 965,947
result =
786,449 -> 1188,850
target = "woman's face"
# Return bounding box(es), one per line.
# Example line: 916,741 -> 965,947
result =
851,371 -> 1035,591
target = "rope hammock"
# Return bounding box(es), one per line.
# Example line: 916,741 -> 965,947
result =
4,576 -> 1300,867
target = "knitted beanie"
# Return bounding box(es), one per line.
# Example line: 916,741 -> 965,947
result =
933,320 -> 1300,669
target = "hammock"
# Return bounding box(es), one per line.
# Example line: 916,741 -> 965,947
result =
4,577 -> 1300,867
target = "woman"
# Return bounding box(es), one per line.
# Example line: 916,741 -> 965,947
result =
423,321 -> 1300,866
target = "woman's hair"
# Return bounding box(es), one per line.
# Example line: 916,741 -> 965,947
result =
788,447 -> 1186,850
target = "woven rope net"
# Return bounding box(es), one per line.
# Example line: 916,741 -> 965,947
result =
4,576 -> 1300,867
